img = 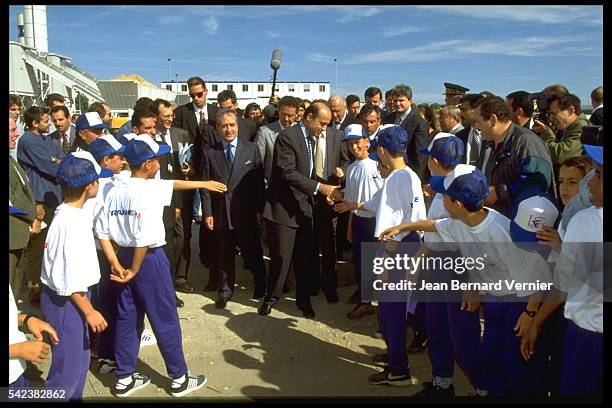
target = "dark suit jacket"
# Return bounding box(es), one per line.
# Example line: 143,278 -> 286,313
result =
590,106 -> 603,126
384,108 -> 430,181
173,102 -> 218,143
263,125 -> 319,228
200,138 -> 264,231
313,128 -> 350,189
9,156 -> 36,250
48,126 -> 76,152
157,127 -> 192,208
334,113 -> 361,131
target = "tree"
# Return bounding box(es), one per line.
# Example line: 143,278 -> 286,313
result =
75,94 -> 89,113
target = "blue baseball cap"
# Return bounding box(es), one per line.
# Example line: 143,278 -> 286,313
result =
376,125 -> 408,153
342,124 -> 368,141
368,152 -> 380,162
89,134 -> 126,162
116,132 -> 137,146
430,164 -> 488,206
123,134 -> 171,167
583,144 -> 603,166
75,112 -> 110,130
508,189 -> 560,244
419,132 -> 464,166
56,151 -> 114,188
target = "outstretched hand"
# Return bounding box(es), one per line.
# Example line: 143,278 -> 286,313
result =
203,181 -> 228,193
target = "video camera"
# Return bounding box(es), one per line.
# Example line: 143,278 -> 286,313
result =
529,92 -> 551,126
581,125 -> 603,146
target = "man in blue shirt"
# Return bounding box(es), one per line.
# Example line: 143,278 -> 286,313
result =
17,106 -> 64,305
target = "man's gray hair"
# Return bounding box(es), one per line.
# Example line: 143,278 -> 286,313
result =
216,108 -> 238,123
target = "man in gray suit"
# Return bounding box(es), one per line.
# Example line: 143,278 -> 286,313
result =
439,106 -> 464,135
256,96 -> 301,187
48,105 -> 76,154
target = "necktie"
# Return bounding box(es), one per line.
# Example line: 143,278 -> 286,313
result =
306,136 -> 314,177
314,135 -> 324,179
394,114 -> 402,125
62,133 -> 71,154
226,143 -> 234,169
469,129 -> 481,166
199,110 -> 206,131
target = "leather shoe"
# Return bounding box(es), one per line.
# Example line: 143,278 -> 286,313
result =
301,307 -> 315,319
203,283 -> 216,292
258,303 -> 272,316
252,288 -> 266,299
282,285 -> 290,294
175,295 -> 184,308
325,293 -> 339,304
176,280 -> 194,293
215,297 -> 228,309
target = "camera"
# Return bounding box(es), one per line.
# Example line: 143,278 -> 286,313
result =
529,92 -> 551,126
581,125 -> 603,146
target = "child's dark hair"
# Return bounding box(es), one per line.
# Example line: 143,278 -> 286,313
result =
560,155 -> 590,176
451,197 -> 484,212
59,181 -> 90,201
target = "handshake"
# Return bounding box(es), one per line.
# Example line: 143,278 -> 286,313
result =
319,184 -> 343,205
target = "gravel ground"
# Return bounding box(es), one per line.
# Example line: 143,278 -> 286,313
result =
19,225 -> 473,401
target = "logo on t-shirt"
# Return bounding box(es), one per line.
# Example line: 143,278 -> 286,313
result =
110,209 -> 142,219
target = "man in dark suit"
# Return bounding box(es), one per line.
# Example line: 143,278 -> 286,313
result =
200,109 -> 267,309
172,76 -> 218,289
259,101 -> 340,319
9,117 -> 37,300
383,84 -> 430,182
311,105 -> 350,303
329,95 -> 361,131
154,99 -> 194,299
216,90 -> 258,143
456,93 -> 487,168
589,86 -> 603,126
48,106 -> 76,154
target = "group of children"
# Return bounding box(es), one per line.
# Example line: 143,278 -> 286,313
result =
334,124 -> 603,398
8,118 -> 602,400
9,130 -> 228,399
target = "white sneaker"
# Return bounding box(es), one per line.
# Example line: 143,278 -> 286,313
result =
113,372 -> 151,397
170,374 -> 207,397
140,329 -> 157,348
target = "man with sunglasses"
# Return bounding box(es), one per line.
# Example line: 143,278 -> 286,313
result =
173,76 -> 219,291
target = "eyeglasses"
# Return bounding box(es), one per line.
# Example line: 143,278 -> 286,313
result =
189,91 -> 205,98
159,114 -> 175,120
549,108 -> 563,115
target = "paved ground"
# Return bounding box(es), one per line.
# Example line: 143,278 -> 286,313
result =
19,224 -> 473,401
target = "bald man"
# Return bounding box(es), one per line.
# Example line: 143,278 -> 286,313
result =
329,95 -> 361,131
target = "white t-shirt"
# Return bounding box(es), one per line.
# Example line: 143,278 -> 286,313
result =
40,204 -> 101,296
97,178 -> 173,248
344,157 -> 383,219
434,208 -> 552,297
557,206 -> 603,333
84,176 -> 122,250
9,285 -> 27,384
363,167 -> 426,241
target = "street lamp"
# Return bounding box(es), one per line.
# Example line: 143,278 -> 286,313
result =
334,58 -> 338,92
167,58 -> 172,82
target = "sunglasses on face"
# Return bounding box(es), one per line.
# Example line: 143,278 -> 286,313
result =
189,91 -> 205,98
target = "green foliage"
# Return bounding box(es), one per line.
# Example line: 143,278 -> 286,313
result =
75,94 -> 89,112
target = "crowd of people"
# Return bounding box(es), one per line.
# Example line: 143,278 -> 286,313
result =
8,79 -> 603,400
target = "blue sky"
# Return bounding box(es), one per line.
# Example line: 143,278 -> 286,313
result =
9,5 -> 603,104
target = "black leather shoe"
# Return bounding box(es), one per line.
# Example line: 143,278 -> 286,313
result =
176,280 -> 194,294
215,297 -> 228,309
258,303 -> 272,316
175,295 -> 184,308
252,288 -> 266,299
407,331 -> 428,354
302,307 -> 315,319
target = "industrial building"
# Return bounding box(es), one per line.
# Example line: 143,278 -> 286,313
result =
162,80 -> 331,109
9,5 -> 175,124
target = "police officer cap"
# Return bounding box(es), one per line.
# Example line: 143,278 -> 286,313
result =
444,82 -> 470,95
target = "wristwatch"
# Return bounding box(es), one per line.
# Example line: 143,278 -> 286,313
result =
524,309 -> 537,318
23,313 -> 38,327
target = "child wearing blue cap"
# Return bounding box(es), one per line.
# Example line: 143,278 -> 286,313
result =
337,124 -> 383,319
96,135 -> 227,397
84,134 -> 127,374
336,125 -> 427,386
39,151 -> 114,400
521,144 -> 603,398
410,133 -> 486,397
380,164 -> 554,397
